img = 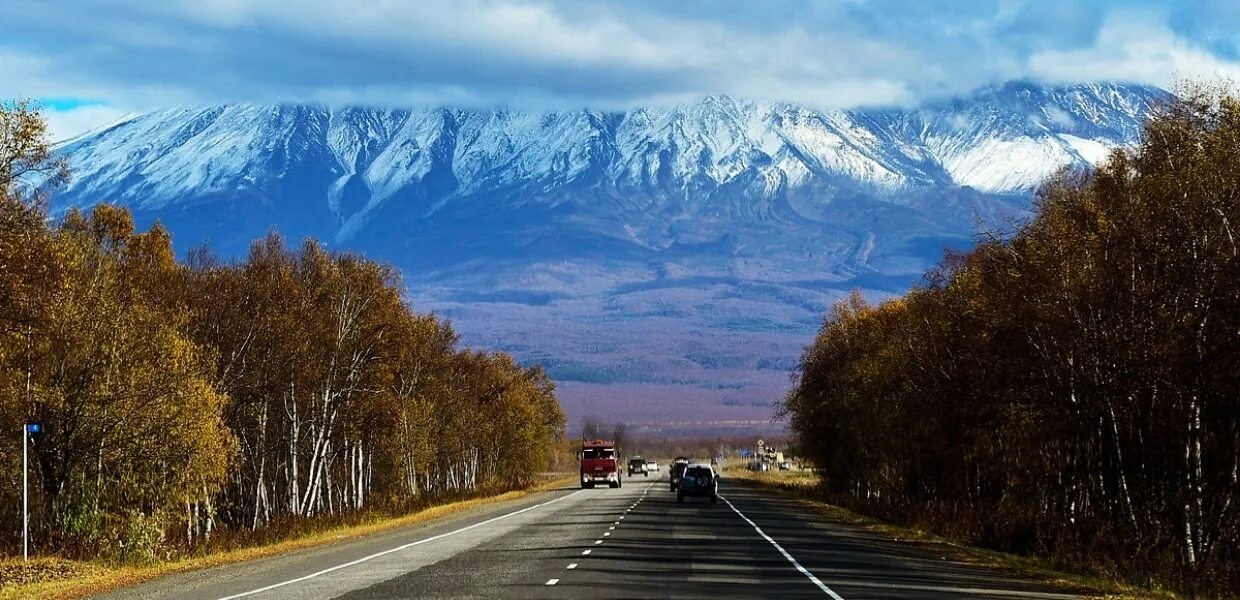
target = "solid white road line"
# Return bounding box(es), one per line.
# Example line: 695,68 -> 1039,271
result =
217,490 -> 583,600
546,579 -> 560,586
719,494 -> 845,600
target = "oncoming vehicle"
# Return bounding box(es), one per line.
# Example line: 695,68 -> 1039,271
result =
669,457 -> 690,491
645,459 -> 659,473
677,464 -> 719,504
579,440 -> 621,489
628,456 -> 649,477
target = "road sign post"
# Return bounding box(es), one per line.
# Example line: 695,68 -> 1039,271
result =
22,423 -> 40,561
22,423 -> 28,561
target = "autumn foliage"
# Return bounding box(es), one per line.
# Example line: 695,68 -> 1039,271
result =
0,101 -> 565,561
786,85 -> 1240,596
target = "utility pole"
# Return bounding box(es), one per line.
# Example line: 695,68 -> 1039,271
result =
22,422 -> 40,561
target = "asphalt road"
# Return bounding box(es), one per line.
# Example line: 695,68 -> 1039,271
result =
94,475 -> 1083,600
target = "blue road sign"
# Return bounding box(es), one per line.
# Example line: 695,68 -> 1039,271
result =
25,423 -> 41,434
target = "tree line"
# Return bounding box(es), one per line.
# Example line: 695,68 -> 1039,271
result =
0,101 -> 565,561
785,84 -> 1240,595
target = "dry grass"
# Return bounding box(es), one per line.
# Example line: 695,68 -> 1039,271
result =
722,466 -> 1178,600
0,475 -> 576,600
721,465 -> 817,487
0,558 -> 103,591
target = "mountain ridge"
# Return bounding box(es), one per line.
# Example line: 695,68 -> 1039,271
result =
56,81 -> 1167,216
50,81 -> 1172,430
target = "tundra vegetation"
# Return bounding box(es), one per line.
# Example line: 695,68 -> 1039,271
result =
785,84 -> 1240,596
0,100 -> 565,562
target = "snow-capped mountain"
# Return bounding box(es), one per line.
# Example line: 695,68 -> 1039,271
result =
56,81 -> 1164,258
51,81 -> 1169,428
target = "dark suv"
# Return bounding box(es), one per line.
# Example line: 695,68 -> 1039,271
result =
676,464 -> 718,504
669,457 -> 690,491
628,457 -> 648,477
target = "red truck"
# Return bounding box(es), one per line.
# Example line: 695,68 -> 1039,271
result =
579,439 -> 622,489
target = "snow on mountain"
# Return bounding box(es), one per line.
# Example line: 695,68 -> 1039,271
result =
878,81 -> 1161,192
55,82 -> 1164,235
49,81 -> 1170,428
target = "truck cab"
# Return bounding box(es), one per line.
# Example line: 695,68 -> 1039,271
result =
579,440 -> 622,489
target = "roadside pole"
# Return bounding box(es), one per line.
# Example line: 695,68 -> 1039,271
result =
22,422 -> 40,561
22,423 -> 28,561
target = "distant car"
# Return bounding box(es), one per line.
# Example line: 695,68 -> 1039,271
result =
628,457 -> 649,477
645,459 -> 659,472
669,457 -> 690,491
677,464 -> 719,504
778,461 -> 791,471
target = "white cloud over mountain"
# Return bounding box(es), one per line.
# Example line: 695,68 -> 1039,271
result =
4,1 -> 1239,140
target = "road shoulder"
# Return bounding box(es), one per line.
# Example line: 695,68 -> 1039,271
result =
1,477 -> 577,600
723,469 -> 1175,600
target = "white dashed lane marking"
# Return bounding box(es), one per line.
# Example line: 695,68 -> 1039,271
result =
218,489 -> 583,600
552,480 -> 654,589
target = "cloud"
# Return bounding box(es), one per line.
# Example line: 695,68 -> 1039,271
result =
1028,12 -> 1240,85
43,105 -> 132,143
0,1 -> 930,113
2,0 -> 1240,140
1044,105 -> 1076,129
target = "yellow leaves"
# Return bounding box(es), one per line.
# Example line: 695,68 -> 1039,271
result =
0,99 -> 69,197
86,205 -> 135,248
0,199 -> 236,559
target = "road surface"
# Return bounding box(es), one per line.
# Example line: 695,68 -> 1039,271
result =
94,476 -> 1083,599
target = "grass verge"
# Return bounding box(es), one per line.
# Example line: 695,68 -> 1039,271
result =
723,466 -> 1177,600
0,475 -> 576,600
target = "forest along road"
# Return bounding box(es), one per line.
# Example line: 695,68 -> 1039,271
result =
92,478 -> 1083,600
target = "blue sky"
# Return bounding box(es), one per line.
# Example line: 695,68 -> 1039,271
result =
4,0 -> 1240,140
